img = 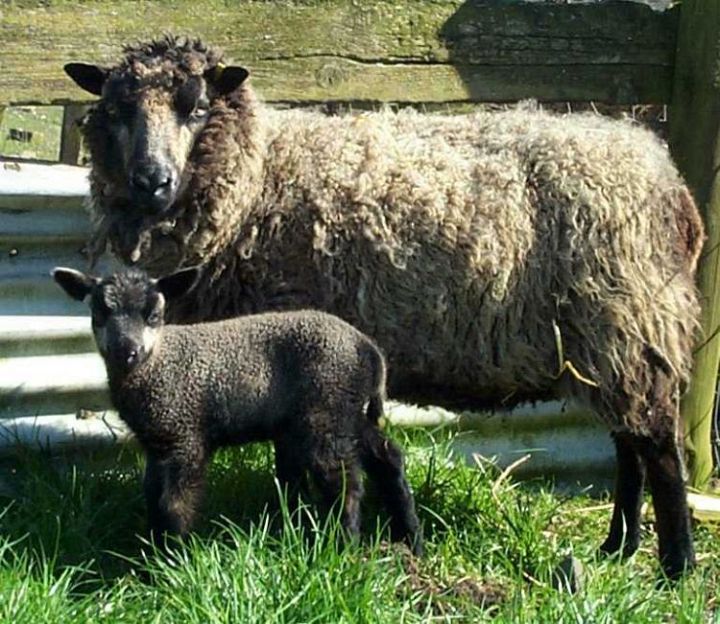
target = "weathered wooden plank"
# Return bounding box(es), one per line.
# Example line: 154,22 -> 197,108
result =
0,0 -> 677,105
669,0 -> 720,490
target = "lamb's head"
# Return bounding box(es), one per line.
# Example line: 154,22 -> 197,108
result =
65,36 -> 248,216
52,266 -> 200,375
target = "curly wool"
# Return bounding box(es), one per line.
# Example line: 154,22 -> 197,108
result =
85,47 -> 704,437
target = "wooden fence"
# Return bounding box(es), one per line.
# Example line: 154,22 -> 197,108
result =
0,0 -> 717,487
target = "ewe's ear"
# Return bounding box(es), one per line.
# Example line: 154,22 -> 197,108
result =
156,267 -> 201,301
205,65 -> 249,96
64,63 -> 108,96
52,267 -> 97,301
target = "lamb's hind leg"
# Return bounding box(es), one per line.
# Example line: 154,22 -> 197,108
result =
599,432 -> 646,559
360,425 -> 423,556
309,448 -> 364,541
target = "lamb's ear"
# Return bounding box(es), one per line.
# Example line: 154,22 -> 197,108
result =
205,64 -> 249,96
52,267 -> 96,301
64,63 -> 108,96
156,267 -> 201,301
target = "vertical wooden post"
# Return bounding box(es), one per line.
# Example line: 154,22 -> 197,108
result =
669,0 -> 720,489
59,103 -> 86,165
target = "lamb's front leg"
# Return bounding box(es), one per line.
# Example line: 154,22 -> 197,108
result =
144,448 -> 208,546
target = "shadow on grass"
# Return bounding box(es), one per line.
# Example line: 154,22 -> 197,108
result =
0,428 -> 569,602
0,439 -> 434,593
0,443 -> 292,593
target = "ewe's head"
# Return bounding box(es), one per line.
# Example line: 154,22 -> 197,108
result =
65,36 -> 248,214
52,266 -> 199,375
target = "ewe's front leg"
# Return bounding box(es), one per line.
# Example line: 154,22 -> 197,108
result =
144,450 -> 208,546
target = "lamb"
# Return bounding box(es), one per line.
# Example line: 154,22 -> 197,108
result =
64,36 -> 705,578
52,265 -> 423,555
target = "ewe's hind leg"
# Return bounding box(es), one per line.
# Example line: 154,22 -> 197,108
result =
360,426 -> 423,556
600,433 -> 646,558
634,433 -> 695,579
144,451 -> 207,545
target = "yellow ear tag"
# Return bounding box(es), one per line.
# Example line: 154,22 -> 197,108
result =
212,63 -> 226,81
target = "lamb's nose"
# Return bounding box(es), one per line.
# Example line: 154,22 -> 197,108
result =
126,347 -> 140,366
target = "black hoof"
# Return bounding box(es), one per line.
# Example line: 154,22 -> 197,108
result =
598,537 -> 640,561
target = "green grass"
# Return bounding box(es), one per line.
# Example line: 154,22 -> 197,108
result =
0,106 -> 63,161
0,428 -> 718,623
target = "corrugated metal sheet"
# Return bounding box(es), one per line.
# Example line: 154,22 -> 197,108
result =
0,159 -> 614,481
0,160 -> 127,451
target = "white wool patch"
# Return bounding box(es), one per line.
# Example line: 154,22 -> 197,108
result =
143,326 -> 160,355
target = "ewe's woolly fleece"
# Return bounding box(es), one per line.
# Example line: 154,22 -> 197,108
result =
86,46 -> 704,436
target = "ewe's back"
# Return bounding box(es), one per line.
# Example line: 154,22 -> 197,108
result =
256,107 -> 699,413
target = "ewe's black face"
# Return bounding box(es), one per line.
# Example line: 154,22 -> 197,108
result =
102,76 -> 212,213
95,74 -> 211,214
65,57 -> 248,215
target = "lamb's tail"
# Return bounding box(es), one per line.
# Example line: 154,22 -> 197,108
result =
360,339 -> 387,424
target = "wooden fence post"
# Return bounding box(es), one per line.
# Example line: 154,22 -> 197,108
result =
669,0 -> 720,489
59,104 -> 87,165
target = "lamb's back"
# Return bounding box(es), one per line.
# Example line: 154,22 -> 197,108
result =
134,311 -> 370,444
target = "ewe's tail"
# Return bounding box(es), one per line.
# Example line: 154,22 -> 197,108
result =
360,339 -> 387,424
674,186 -> 705,274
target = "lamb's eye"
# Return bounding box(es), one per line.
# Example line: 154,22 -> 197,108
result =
146,310 -> 162,326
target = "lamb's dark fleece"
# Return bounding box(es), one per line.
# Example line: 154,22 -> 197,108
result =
53,265 -> 422,555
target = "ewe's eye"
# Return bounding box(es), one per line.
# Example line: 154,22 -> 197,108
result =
174,78 -> 206,123
189,105 -> 209,122
104,100 -> 135,122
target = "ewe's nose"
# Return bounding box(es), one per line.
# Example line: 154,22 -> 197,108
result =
130,164 -> 173,200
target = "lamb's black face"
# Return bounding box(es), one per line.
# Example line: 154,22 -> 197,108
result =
90,274 -> 165,375
53,266 -> 201,376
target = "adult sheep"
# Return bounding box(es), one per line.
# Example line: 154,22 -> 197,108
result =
65,36 -> 704,578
